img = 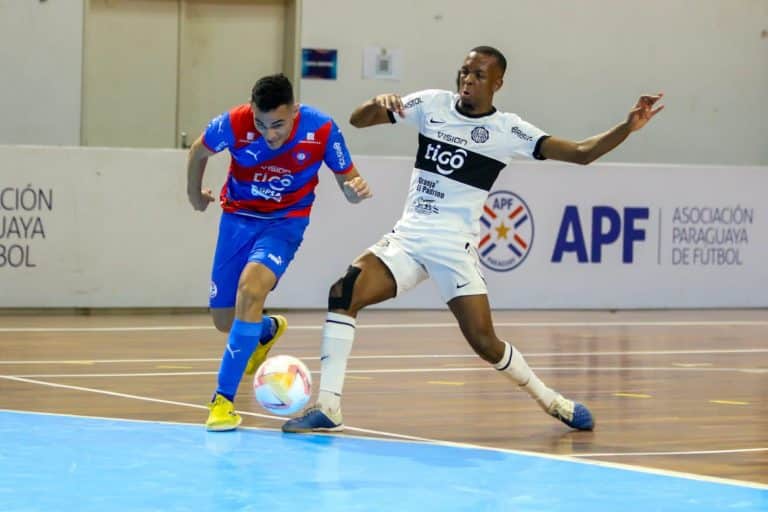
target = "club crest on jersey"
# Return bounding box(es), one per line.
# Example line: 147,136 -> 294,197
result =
478,191 -> 534,272
471,127 -> 489,143
209,281 -> 218,299
294,151 -> 307,162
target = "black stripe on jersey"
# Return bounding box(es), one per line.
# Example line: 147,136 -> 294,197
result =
414,133 -> 506,191
533,135 -> 550,160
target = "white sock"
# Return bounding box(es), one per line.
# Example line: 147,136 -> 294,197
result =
317,312 -> 356,412
494,341 -> 557,411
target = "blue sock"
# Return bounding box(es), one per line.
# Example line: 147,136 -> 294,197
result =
215,318 -> 262,401
258,316 -> 276,344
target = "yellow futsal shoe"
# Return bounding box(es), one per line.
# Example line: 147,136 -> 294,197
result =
245,315 -> 288,375
206,394 -> 242,432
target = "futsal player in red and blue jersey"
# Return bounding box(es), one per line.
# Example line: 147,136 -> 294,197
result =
186,74 -> 372,431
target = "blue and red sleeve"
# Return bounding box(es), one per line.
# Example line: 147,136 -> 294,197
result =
322,120 -> 354,174
201,112 -> 235,153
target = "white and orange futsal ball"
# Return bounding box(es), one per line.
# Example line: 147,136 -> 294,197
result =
253,355 -> 312,416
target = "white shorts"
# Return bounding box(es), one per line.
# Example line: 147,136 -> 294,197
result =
367,230 -> 488,302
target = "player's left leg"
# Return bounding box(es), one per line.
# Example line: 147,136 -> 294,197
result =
447,294 -> 594,430
207,261 -> 275,431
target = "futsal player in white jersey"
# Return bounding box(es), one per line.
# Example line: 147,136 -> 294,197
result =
283,46 -> 664,433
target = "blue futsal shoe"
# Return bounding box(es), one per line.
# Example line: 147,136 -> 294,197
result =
282,405 -> 344,433
547,394 -> 595,430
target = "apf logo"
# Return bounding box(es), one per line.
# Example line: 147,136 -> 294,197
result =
478,191 -> 534,272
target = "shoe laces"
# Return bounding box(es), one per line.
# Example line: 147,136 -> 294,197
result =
548,395 -> 574,422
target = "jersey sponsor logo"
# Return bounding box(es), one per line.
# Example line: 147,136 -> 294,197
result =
412,196 -> 440,215
302,131 -> 322,145
471,126 -> 489,143
510,126 -> 533,141
251,184 -> 283,202
404,97 -> 423,109
436,131 -> 467,146
214,141 -> 227,152
252,171 -> 294,192
332,142 -> 346,167
424,143 -> 467,175
478,190 -> 534,272
416,134 -> 506,190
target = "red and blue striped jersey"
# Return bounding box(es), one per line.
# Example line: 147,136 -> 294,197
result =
202,103 -> 354,218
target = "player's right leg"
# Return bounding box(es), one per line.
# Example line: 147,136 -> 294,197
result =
448,294 -> 594,431
282,239 -> 426,433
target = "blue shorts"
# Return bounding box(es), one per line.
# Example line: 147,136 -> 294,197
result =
209,212 -> 310,308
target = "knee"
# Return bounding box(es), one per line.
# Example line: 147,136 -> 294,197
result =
211,310 -> 234,333
237,280 -> 268,308
465,329 -> 502,363
212,316 -> 231,333
328,266 -> 363,315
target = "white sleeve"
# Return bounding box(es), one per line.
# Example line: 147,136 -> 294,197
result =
392,89 -> 445,128
507,116 -> 550,160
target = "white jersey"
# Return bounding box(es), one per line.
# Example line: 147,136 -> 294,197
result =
391,89 -> 548,237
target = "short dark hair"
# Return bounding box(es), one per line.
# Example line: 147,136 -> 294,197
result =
251,73 -> 294,112
470,46 -> 507,74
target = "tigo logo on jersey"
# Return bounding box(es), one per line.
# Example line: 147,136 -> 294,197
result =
478,191 -> 534,272
424,143 -> 467,175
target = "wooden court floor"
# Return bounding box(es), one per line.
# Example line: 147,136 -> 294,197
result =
1,308 -> 766,485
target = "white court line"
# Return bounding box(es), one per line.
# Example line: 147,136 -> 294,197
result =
573,448 -> 768,457
0,377 -> 765,491
1,319 -> 767,333
5,366 -> 766,378
2,348 -> 767,365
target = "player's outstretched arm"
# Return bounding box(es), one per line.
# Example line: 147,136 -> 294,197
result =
186,135 -> 217,212
350,94 -> 405,128
335,166 -> 372,204
540,93 -> 664,165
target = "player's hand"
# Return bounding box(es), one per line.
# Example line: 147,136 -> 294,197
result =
188,188 -> 216,211
343,176 -> 372,203
626,93 -> 664,132
373,94 -> 405,118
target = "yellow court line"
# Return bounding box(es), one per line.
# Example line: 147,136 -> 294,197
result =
155,365 -> 194,370
428,381 -> 465,386
709,400 -> 749,406
613,393 -> 652,398
346,376 -> 373,380
673,363 -> 713,368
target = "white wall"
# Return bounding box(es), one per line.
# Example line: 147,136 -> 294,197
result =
0,0 -> 83,146
1,1 -> 766,166
1,146 -> 765,309
300,0 -> 768,166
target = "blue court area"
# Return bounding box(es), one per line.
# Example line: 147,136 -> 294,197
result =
1,410 -> 764,512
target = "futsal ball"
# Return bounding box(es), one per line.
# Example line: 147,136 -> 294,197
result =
253,355 -> 312,416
